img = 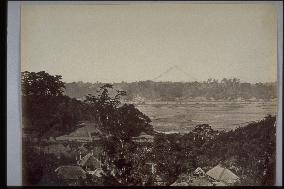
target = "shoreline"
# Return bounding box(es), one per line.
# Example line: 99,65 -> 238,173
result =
124,99 -> 277,105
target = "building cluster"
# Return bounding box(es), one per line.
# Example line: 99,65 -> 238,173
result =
23,122 -> 240,186
54,151 -> 104,185
171,165 -> 240,186
24,122 -> 157,185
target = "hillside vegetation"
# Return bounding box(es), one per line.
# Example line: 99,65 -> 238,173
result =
153,115 -> 276,185
199,115 -> 276,185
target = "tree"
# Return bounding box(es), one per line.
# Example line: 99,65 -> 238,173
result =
22,71 -> 65,97
22,71 -> 65,134
85,84 -> 154,185
21,71 -> 90,138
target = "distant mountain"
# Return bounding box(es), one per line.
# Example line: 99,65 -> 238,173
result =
152,65 -> 198,82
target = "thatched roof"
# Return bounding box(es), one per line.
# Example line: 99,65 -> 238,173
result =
175,173 -> 191,182
56,122 -> 101,141
139,132 -> 148,135
193,167 -> 205,175
87,168 -> 104,177
42,143 -> 71,155
77,145 -> 88,154
134,132 -> 153,138
190,177 -> 213,186
55,165 -> 86,180
78,153 -> 101,168
154,175 -> 164,182
212,181 -> 227,186
170,181 -> 189,186
132,132 -> 154,142
206,165 -> 240,184
171,176 -> 212,186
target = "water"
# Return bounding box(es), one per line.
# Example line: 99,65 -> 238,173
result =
136,100 -> 277,133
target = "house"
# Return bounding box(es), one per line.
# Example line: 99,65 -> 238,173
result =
205,164 -> 240,185
54,165 -> 86,186
78,152 -> 102,172
145,162 -> 156,174
22,129 -> 39,143
212,181 -> 227,186
170,173 -> 191,186
40,126 -> 62,142
41,143 -> 71,158
77,145 -> 89,155
170,172 -> 212,186
133,95 -> 146,104
56,122 -> 102,142
170,181 -> 189,186
73,146 -> 88,161
87,168 -> 104,178
193,167 -> 205,177
189,177 -> 213,186
132,132 -> 154,143
153,175 -> 166,186
49,136 -> 56,142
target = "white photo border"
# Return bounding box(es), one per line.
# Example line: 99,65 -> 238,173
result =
7,1 -> 283,186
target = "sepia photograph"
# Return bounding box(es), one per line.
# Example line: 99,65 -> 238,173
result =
19,2 -> 281,186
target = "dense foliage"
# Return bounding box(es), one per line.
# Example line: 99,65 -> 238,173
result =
22,71 -> 154,186
198,115 -> 276,185
22,71 -> 276,186
152,115 -> 276,186
84,84 -> 154,185
22,71 -> 103,138
22,144 -> 72,186
152,125 -> 218,185
65,79 -> 277,101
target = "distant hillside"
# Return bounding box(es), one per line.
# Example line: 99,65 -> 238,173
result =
64,79 -> 277,101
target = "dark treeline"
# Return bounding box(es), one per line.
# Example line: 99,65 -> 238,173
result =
153,115 -> 276,186
22,71 -> 153,139
65,78 -> 277,101
22,71 -> 97,138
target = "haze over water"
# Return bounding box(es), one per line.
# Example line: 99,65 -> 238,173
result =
136,100 -> 277,133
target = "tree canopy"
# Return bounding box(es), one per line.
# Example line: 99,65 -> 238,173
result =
22,71 -> 65,97
84,84 -> 154,185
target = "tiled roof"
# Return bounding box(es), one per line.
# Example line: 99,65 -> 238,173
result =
194,167 -> 205,175
56,122 -> 102,141
55,165 -> 86,180
206,165 -> 240,184
78,153 -> 101,168
170,181 -> 189,186
212,181 -> 227,186
190,177 -> 213,186
88,168 -> 104,177
132,133 -> 154,140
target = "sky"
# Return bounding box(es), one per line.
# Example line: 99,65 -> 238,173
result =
21,3 -> 277,83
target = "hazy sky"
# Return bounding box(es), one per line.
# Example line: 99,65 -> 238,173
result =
21,3 -> 277,83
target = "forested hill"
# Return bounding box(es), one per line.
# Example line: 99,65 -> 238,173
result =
64,79 -> 277,101
155,115 -> 276,186
198,115 -> 276,185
